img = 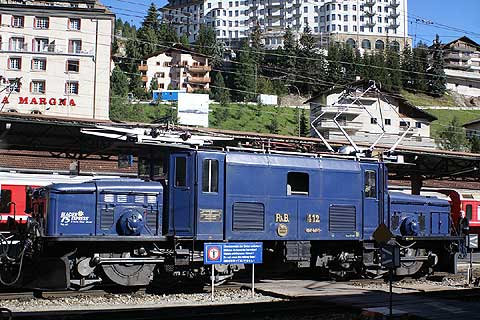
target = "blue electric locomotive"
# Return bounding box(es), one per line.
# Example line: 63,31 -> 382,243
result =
0,149 -> 461,289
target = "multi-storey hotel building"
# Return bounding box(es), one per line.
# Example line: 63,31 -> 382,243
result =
0,0 -> 114,120
162,0 -> 409,50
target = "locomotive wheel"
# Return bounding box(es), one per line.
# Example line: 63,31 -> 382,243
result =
396,248 -> 425,277
100,252 -> 155,287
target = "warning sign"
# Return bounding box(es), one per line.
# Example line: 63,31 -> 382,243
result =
203,242 -> 263,265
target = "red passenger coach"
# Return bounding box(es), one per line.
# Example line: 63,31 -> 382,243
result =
0,173 -> 119,232
438,189 -> 480,237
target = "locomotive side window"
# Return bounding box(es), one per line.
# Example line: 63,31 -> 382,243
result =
287,172 -> 309,196
364,170 -> 377,198
25,186 -> 33,213
202,159 -> 218,193
0,189 -> 12,213
175,157 -> 187,187
466,204 -> 473,221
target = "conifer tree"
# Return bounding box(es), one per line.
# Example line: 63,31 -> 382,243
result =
384,45 -> 401,91
211,71 -> 230,103
137,3 -> 161,57
401,44 -> 416,91
196,25 -> 223,66
413,42 -> 429,92
427,34 -> 446,96
233,40 -> 256,101
439,116 -> 468,151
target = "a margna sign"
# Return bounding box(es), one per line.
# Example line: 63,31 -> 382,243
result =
1,96 -> 77,106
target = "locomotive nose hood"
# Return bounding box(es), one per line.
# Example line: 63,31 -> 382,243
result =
41,179 -> 163,238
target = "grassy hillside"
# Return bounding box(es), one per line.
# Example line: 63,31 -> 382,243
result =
110,101 -> 307,136
426,109 -> 480,137
401,90 -> 457,107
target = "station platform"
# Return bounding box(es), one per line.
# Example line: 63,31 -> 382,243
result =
252,279 -> 480,320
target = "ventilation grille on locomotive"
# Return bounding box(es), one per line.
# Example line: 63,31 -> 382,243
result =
146,209 -> 157,234
233,202 -> 265,231
329,205 -> 356,232
101,208 -> 115,230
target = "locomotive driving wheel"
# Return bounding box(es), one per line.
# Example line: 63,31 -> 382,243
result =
396,248 -> 426,277
99,252 -> 155,287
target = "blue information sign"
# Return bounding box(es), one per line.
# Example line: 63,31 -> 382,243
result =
204,242 -> 263,265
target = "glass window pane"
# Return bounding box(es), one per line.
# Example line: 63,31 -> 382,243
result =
287,172 -> 309,196
0,189 -> 12,213
365,170 -> 377,198
466,204 -> 473,220
202,159 -> 219,193
175,157 -> 186,187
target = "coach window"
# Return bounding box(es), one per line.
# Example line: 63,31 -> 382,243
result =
466,204 -> 473,221
202,159 -> 219,193
364,170 -> 377,198
175,157 -> 186,187
287,172 -> 309,196
0,189 -> 12,213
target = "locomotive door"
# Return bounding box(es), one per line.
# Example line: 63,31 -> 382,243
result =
195,152 -> 225,240
169,152 -> 195,236
362,164 -> 382,238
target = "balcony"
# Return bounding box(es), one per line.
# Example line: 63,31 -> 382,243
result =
364,0 -> 376,6
320,105 -> 363,116
363,10 -> 377,17
266,0 -> 282,8
187,65 -> 212,73
318,120 -> 363,131
138,64 -> 148,71
186,76 -> 211,84
446,53 -> 470,61
388,22 -> 400,29
387,0 -> 400,8
389,12 -> 400,19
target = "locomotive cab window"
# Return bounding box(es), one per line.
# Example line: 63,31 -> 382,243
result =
175,157 -> 187,187
0,189 -> 12,213
364,170 -> 377,198
287,172 -> 309,196
202,159 -> 218,193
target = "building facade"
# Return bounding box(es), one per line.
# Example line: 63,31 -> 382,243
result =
139,46 -> 211,93
440,37 -> 480,97
0,0 -> 114,120
308,82 -> 437,149
162,0 -> 409,50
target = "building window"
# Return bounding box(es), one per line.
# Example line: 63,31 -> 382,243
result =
385,119 -> 391,125
10,37 -> 25,51
202,159 -> 219,193
68,40 -> 82,54
287,172 -> 309,196
66,81 -> 79,94
34,17 -> 49,29
362,39 -> 371,49
12,16 -> 24,28
399,121 -> 409,127
370,117 -> 377,124
8,57 -> 21,70
66,60 -> 80,72
32,58 -> 47,71
415,122 -> 422,129
31,80 -> 46,94
33,38 -> 49,52
375,40 -> 385,50
68,18 -> 81,30
364,170 -> 377,198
